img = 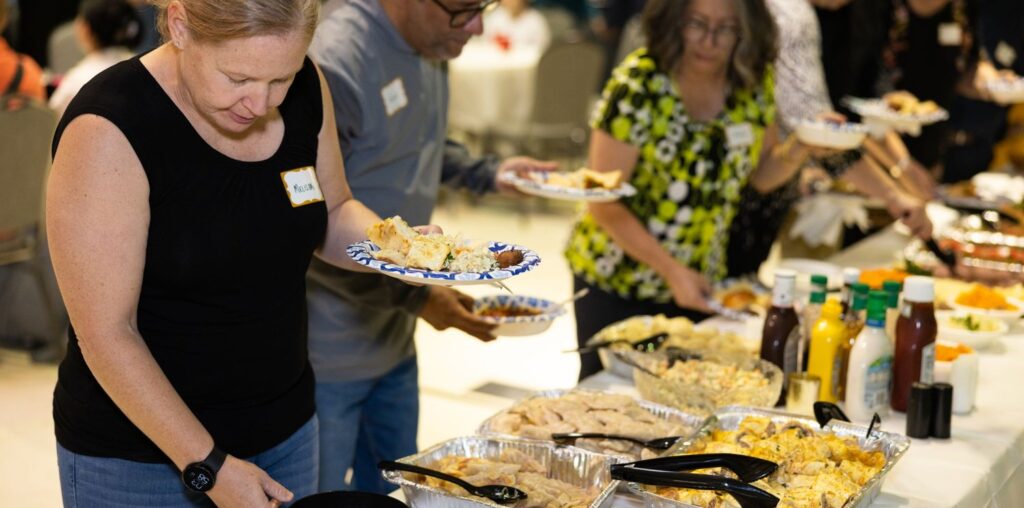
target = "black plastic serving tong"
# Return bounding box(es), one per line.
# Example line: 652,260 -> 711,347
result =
378,461 -> 527,505
569,332 -> 669,354
611,454 -> 780,508
550,432 -> 685,451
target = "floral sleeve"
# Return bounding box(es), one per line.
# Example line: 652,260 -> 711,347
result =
589,49 -> 656,148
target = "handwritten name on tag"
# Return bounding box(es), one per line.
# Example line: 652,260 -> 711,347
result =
280,166 -> 324,208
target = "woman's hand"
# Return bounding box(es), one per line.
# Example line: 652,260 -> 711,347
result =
886,190 -> 933,239
666,265 -> 713,313
207,456 -> 293,508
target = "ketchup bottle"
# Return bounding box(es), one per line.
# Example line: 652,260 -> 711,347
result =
761,269 -> 800,406
891,276 -> 937,412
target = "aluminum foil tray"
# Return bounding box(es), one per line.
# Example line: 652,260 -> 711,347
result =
382,436 -> 622,508
628,406 -> 910,508
476,389 -> 708,460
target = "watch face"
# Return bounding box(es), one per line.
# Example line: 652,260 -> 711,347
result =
183,464 -> 215,492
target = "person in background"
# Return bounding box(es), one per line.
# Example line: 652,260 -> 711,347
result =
532,0 -> 593,24
483,0 -> 551,51
11,0 -> 79,68
0,0 -> 44,101
813,0 -> 892,116
568,0 -> 826,379
49,0 -> 142,116
309,0 -> 557,494
727,0 -> 934,278
47,0 -> 398,505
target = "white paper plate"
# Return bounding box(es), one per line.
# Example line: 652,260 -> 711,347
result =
504,172 -> 637,203
795,119 -> 869,150
346,240 -> 541,286
844,97 -> 949,130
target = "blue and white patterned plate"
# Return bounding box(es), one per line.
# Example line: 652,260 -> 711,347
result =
473,294 -> 565,336
503,172 -> 637,203
346,240 -> 541,286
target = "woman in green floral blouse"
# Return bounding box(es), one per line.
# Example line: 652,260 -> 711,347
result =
569,0 -> 829,378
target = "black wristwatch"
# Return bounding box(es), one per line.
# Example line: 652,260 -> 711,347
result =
181,446 -> 227,493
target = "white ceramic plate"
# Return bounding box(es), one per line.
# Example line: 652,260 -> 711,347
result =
503,172 -> 637,203
794,120 -> 869,150
935,310 -> 1008,350
473,294 -> 565,336
346,241 -> 541,286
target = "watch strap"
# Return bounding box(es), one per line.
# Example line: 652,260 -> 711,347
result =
203,445 -> 227,475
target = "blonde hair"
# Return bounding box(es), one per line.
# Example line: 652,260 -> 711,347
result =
150,0 -> 319,44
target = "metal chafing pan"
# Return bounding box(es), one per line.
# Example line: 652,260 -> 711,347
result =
627,406 -> 910,508
476,389 -> 707,460
381,436 -> 622,508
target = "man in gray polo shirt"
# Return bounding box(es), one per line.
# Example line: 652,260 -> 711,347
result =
308,0 -> 556,493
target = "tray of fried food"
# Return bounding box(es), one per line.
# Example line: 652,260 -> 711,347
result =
587,315 -> 756,379
627,350 -> 782,417
382,436 -> 621,508
477,389 -> 706,461
626,407 -> 909,508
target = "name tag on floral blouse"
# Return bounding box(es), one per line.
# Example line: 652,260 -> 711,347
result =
280,166 -> 324,208
725,123 -> 755,149
996,42 -> 1017,68
938,23 -> 963,46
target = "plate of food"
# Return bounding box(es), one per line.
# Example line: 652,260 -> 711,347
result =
473,295 -> 564,336
712,280 -> 771,316
794,119 -> 869,150
936,310 -> 1007,350
986,75 -> 1024,104
948,284 -> 1023,326
503,168 -> 637,202
844,92 -> 949,135
347,217 -> 541,286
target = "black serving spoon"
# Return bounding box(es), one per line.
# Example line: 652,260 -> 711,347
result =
567,332 -> 669,354
377,461 -> 527,505
550,432 -> 686,451
618,454 -> 779,483
611,464 -> 779,508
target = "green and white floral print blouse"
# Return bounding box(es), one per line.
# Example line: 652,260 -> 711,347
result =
566,48 -> 776,302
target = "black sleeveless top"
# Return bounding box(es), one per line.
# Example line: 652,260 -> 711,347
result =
51,56 -> 328,462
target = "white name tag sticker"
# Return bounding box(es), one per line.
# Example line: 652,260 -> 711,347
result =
381,78 -> 408,117
996,41 -> 1017,68
280,166 -> 324,208
938,23 -> 963,46
726,123 -> 755,149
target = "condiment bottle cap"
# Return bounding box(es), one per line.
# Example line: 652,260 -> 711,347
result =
811,274 -> 829,287
843,267 -> 861,284
904,276 -> 935,303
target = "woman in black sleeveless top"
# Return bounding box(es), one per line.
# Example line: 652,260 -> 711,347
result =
47,1 -> 391,506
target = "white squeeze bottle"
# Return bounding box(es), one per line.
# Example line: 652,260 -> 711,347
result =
845,290 -> 894,422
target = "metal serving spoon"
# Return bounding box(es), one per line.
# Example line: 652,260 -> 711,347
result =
551,432 -> 685,450
378,461 -> 527,505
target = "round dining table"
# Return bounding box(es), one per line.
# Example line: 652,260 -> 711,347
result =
447,41 -> 543,136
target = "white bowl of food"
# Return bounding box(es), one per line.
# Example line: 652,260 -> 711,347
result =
947,284 -> 1023,327
794,119 -> 869,150
936,310 -> 1008,350
473,294 -> 564,337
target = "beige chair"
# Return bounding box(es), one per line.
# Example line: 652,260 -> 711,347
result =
493,40 -> 605,163
47,21 -> 85,76
0,98 -> 64,360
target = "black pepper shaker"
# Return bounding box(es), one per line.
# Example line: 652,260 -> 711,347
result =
932,382 -> 953,439
906,382 -> 934,439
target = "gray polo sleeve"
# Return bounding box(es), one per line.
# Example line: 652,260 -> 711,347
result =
441,139 -> 500,196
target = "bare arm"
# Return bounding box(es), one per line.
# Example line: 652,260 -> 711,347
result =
585,130 -> 711,311
311,65 -> 383,270
748,124 -> 814,193
47,116 -> 288,506
838,155 -> 933,238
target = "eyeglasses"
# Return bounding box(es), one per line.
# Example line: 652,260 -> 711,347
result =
429,0 -> 499,28
682,18 -> 741,47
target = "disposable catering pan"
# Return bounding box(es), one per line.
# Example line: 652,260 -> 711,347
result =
627,406 -> 910,508
292,491 -> 408,508
476,389 -> 707,460
381,436 -> 621,508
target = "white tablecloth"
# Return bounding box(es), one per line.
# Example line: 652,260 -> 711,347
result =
447,42 -> 541,134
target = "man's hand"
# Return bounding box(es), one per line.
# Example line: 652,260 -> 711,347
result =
495,157 -> 559,195
419,286 -> 497,342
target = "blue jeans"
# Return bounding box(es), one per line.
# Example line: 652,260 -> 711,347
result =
57,416 -> 319,507
315,356 -> 419,494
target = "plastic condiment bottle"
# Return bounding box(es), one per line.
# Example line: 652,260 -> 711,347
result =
841,267 -> 861,316
761,269 -> 801,406
891,276 -> 938,412
845,290 -> 894,422
808,298 -> 846,403
883,280 -> 902,342
837,284 -> 869,400
800,275 -> 829,370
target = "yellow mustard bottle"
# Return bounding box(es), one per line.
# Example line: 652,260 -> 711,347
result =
807,298 -> 846,403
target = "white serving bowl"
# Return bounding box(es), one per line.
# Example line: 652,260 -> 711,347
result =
947,295 -> 1024,328
935,310 -> 1009,350
795,120 -> 869,150
473,294 -> 564,337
